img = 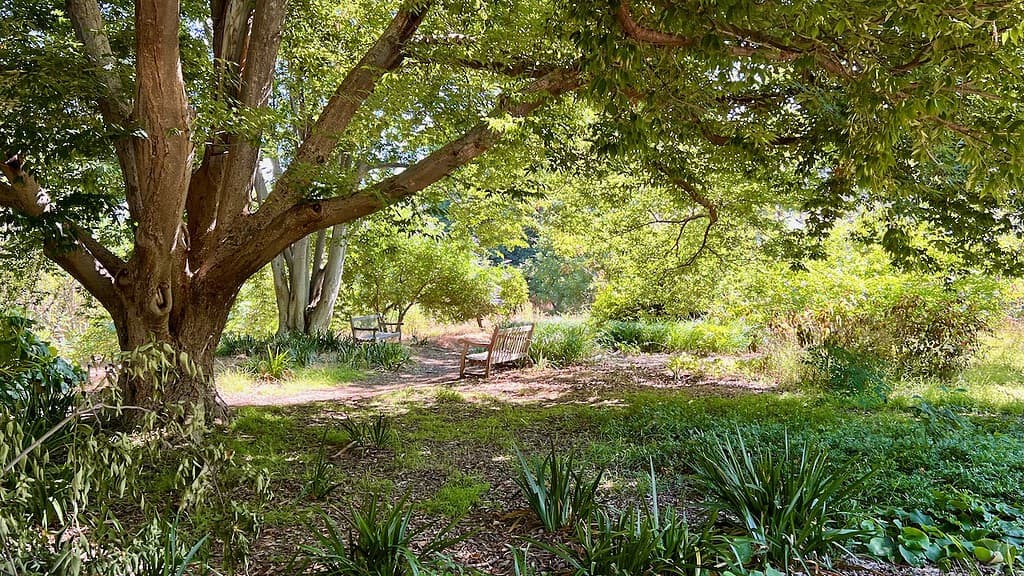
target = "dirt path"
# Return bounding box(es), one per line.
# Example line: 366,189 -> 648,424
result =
221,341 -> 777,407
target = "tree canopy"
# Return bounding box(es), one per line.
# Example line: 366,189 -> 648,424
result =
2,0 -> 1024,410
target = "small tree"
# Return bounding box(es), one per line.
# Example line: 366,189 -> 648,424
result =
346,223 -> 527,327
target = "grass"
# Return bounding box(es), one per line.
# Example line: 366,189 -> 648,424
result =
216,365 -> 364,397
419,472 -> 490,518
154,321 -> 1024,572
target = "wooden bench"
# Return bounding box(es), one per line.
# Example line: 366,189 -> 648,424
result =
350,315 -> 402,343
459,324 -> 534,378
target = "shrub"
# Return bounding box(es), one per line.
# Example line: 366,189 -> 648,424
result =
804,344 -> 891,404
529,321 -> 598,367
514,444 -> 603,532
0,315 -> 84,429
690,431 -> 872,569
299,494 -> 465,576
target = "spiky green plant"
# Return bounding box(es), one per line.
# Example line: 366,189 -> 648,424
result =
299,494 -> 466,576
690,431 -> 872,569
514,444 -> 603,532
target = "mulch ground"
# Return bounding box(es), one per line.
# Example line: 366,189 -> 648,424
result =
222,340 -> 962,575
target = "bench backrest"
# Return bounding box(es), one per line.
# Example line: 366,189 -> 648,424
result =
490,323 -> 534,361
350,315 -> 381,339
350,315 -> 381,329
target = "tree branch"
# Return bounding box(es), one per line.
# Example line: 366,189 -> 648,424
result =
214,0 -> 288,231
615,0 -> 855,79
0,157 -> 124,310
66,0 -> 143,220
280,4 -> 433,183
212,68 -> 581,283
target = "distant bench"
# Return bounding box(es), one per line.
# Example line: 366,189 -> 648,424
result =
458,324 -> 534,378
350,315 -> 402,343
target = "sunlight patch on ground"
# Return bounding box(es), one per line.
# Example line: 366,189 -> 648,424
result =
216,365 -> 363,397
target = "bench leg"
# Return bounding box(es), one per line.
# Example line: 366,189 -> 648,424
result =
459,344 -> 468,378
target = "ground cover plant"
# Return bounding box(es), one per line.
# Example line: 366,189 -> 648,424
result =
4,312 -> 1024,575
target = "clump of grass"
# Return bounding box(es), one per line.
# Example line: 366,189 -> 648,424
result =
690,430 -> 872,569
340,414 -> 397,451
598,320 -> 671,353
521,462 -> 710,576
514,444 -> 603,532
420,472 -> 490,518
242,346 -> 294,380
298,494 -> 467,576
302,430 -> 343,500
529,320 -> 598,367
434,388 -> 464,404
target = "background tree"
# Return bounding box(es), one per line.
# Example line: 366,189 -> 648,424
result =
344,216 -> 527,326
3,0 -> 1024,414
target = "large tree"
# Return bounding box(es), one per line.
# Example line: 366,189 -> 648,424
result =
2,0 -> 1023,415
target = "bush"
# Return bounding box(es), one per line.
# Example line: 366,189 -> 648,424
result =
665,319 -> 753,355
0,315 -> 84,429
804,344 -> 891,404
690,431 -> 872,569
529,321 -> 598,367
514,444 -> 603,532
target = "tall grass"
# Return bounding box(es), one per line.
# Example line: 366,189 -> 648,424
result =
529,320 -> 598,367
598,318 -> 752,355
218,331 -> 409,371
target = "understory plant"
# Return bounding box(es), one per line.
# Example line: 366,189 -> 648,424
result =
535,464 -> 711,576
299,494 -> 466,576
0,319 -> 270,575
529,321 -> 598,367
690,431 -> 872,570
514,444 -> 603,532
340,414 -> 398,451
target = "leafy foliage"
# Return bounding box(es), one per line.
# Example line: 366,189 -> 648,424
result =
345,219 -> 528,326
0,315 -> 84,429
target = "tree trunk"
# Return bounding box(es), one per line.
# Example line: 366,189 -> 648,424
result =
262,158 -> 355,335
112,281 -> 233,421
0,2 -> 573,418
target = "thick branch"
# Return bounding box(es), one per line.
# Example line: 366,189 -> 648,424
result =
615,0 -> 854,79
0,158 -> 124,309
615,0 -> 694,47
273,4 -> 432,195
214,0 -> 288,230
211,68 -> 580,283
67,0 -> 143,220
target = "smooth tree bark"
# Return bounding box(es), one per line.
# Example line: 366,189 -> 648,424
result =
255,162 -> 352,335
0,0 -> 578,416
